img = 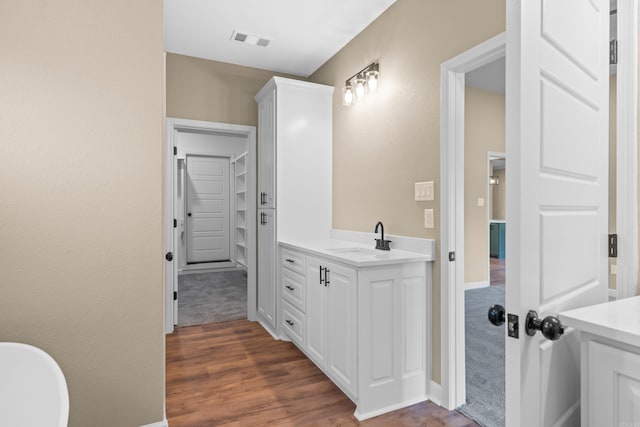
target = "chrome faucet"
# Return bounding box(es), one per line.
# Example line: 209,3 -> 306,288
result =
374,221 -> 391,251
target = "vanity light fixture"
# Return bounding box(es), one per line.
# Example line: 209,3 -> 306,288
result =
342,62 -> 379,106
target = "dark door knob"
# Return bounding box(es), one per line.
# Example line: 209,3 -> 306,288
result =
187,212 -> 192,217
165,252 -> 173,261
525,310 -> 564,341
488,304 -> 505,326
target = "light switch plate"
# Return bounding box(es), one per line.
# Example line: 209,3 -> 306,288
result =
415,181 -> 434,201
424,209 -> 434,228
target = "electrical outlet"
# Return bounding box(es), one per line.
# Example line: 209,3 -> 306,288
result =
424,209 -> 434,228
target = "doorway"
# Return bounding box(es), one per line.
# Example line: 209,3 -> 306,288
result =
165,118 -> 257,333
440,0 -> 637,415
460,62 -> 507,425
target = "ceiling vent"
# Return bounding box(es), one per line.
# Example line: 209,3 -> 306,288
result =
231,30 -> 270,47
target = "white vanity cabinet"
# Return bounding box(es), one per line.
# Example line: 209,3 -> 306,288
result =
561,296 -> 640,427
278,240 -> 432,420
305,256 -> 357,399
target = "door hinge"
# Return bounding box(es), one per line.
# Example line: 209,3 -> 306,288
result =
173,291 -> 177,301
610,39 -> 618,65
173,146 -> 177,155
173,218 -> 177,228
448,251 -> 456,262
609,233 -> 618,258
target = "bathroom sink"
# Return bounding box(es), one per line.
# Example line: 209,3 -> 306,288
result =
325,247 -> 379,255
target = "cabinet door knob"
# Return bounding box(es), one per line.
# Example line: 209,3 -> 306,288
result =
286,319 -> 294,326
285,259 -> 295,263
285,285 -> 294,291
325,268 -> 330,285
320,266 -> 325,285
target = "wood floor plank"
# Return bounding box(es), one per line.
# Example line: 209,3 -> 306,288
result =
166,320 -> 481,427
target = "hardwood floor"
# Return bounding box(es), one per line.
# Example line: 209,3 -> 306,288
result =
166,320 -> 480,427
490,257 -> 505,286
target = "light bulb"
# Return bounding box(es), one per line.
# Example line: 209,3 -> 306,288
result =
355,75 -> 366,98
343,86 -> 353,106
366,70 -> 378,92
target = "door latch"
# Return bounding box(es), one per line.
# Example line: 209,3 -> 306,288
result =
507,313 -> 519,339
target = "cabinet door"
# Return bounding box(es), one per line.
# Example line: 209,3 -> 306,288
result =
325,261 -> 357,398
305,257 -> 326,367
257,210 -> 276,329
587,341 -> 640,427
257,89 -> 276,209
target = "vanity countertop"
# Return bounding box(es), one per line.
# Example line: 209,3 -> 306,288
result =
279,238 -> 432,268
560,295 -> 640,348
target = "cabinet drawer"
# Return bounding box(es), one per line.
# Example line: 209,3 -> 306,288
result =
282,300 -> 305,348
281,248 -> 305,276
282,268 -> 305,312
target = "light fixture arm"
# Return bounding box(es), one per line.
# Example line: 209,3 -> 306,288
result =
345,62 -> 379,86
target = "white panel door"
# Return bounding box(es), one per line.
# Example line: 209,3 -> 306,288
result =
186,155 -> 230,263
325,261 -> 357,398
257,89 -> 276,209
257,209 -> 276,329
305,257 -> 327,367
506,0 -> 609,426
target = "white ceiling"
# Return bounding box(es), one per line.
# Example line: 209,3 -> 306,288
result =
164,0 -> 397,77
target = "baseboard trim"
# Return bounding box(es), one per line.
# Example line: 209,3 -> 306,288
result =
257,318 -> 280,340
429,380 -> 442,406
464,280 -> 489,290
140,420 -> 168,427
354,395 -> 429,421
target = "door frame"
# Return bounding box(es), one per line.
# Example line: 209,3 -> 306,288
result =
439,2 -> 638,408
165,118 -> 257,334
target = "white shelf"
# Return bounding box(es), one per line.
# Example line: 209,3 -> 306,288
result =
233,151 -> 249,267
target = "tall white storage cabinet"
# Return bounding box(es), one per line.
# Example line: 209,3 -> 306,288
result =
255,77 -> 333,333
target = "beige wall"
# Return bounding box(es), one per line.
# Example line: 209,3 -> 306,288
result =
0,2 -> 165,426
464,87 -> 506,284
166,53 -> 305,126
310,0 -> 505,383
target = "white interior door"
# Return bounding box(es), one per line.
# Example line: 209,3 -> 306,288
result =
506,1 -> 609,426
186,155 -> 230,263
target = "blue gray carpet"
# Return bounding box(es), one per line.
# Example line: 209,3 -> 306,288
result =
178,270 -> 247,327
457,284 -> 505,427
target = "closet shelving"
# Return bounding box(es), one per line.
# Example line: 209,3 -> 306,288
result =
233,151 -> 248,268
